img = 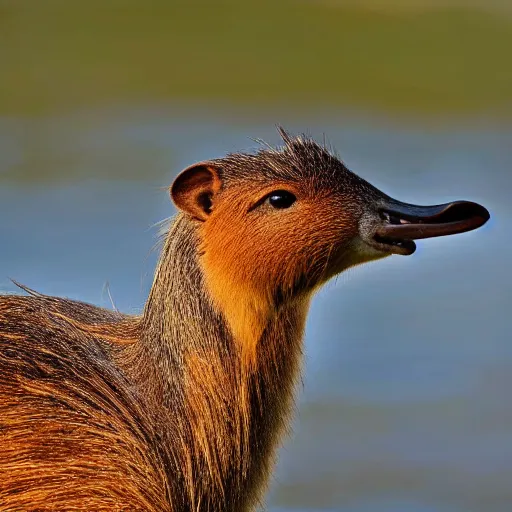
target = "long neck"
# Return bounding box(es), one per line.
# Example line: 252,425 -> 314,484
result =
123,215 -> 309,511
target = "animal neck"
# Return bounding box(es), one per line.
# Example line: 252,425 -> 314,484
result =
125,214 -> 309,510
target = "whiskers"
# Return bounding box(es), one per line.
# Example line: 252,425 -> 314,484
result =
138,216 -> 173,294
148,216 -> 173,258
101,281 -> 119,312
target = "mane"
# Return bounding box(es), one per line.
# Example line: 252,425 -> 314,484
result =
215,128 -> 349,187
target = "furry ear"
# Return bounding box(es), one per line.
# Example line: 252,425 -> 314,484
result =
170,162 -> 222,221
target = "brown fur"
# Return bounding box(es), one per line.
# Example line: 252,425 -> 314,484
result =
0,131 -> 405,510
0,297 -> 169,511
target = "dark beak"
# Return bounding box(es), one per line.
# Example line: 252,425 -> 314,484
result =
371,199 -> 490,255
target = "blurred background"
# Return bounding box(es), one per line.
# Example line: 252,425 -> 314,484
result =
1,1 -> 511,510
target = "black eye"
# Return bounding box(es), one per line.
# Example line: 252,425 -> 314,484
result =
268,190 -> 296,209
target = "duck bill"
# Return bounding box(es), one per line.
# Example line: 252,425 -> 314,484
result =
371,199 -> 490,255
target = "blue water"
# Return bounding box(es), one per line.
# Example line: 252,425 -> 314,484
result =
1,106 -> 510,511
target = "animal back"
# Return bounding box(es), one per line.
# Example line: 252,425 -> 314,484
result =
0,295 -> 170,511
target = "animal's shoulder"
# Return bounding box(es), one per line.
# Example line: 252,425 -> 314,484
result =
0,295 -> 170,510
0,293 -> 140,346
0,294 -> 143,414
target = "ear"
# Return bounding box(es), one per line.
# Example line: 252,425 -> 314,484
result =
170,162 -> 222,221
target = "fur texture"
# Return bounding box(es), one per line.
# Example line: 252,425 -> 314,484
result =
0,131 -> 389,511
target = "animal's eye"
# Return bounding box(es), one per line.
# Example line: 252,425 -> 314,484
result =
267,190 -> 296,209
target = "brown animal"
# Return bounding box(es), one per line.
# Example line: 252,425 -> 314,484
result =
0,129 -> 489,511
